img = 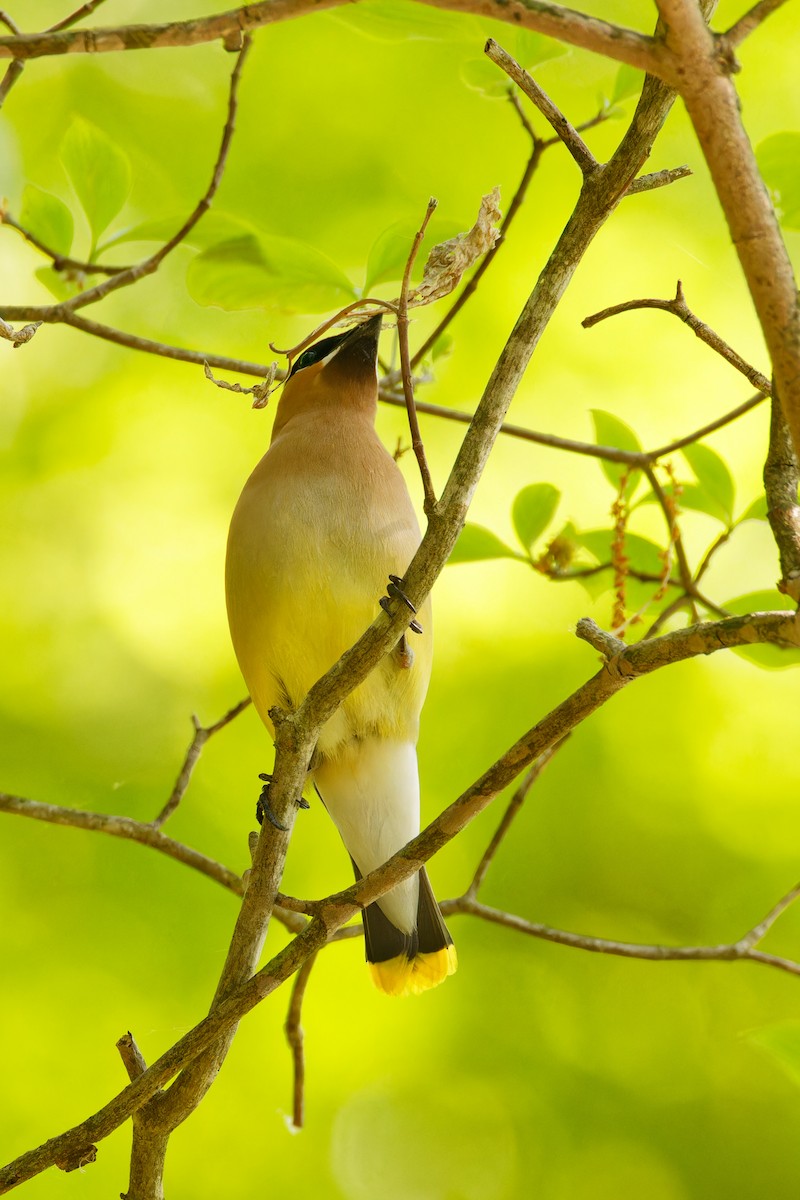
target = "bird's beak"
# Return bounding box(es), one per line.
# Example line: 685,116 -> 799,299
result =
325,313 -> 383,378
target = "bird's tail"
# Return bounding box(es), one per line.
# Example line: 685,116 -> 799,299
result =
360,864 -> 457,997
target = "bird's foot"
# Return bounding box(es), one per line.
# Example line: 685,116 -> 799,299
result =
380,574 -> 423,634
256,772 -> 309,830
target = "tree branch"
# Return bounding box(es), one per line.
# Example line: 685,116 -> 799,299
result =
3,605 -> 797,1194
723,0 -> 790,48
655,0 -> 800,461
763,392 -> 800,601
448,890 -> 800,978
0,1 -> 666,76
466,740 -> 566,898
151,699 -> 251,829
398,199 -> 438,512
0,792 -> 245,896
284,952 -> 318,1130
583,280 -> 772,396
485,39 -> 597,175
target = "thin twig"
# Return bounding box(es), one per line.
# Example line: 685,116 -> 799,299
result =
398,199 -> 438,512
583,281 -> 772,395
467,741 -> 566,898
763,393 -> 800,601
408,88 -> 613,371
410,100 -> 544,368
151,698 -> 251,829
643,463 -> 697,617
485,39 -> 597,175
627,165 -> 692,193
44,35 -> 251,319
65,312 -> 276,374
0,792 -> 245,895
270,297 -> 399,358
694,527 -> 733,584
736,880 -> 800,950
448,895 -> 800,978
648,392 -> 766,458
1,211 -> 129,274
117,1033 -> 148,1082
724,0 -> 790,47
379,387 -> 767,469
50,0 -> 110,33
0,0 -> 109,107
284,952 -> 318,1130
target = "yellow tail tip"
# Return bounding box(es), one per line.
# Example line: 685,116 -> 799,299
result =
369,945 -> 458,997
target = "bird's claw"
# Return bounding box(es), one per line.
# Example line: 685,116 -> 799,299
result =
256,772 -> 309,828
256,773 -> 287,830
387,574 -> 416,613
381,576 -> 424,635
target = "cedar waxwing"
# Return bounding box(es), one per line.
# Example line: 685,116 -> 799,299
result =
225,314 -> 456,996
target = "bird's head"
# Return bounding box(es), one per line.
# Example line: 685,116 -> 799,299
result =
271,313 -> 383,438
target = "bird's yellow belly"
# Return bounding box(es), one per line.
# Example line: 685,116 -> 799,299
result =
225,435 -> 432,760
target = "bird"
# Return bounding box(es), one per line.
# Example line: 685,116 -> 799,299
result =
225,313 -> 456,996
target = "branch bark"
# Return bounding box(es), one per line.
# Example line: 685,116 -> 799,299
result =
2,606 -> 797,1195
655,0 -> 800,460
0,1 -> 665,75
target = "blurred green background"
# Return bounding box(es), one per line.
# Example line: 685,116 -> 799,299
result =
2,1 -> 800,1197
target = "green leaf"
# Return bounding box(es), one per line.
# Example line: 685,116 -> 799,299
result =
721,590 -> 800,671
329,1 -> 468,42
100,210 -> 250,253
448,524 -> 523,565
611,64 -> 645,104
60,116 -> 132,244
186,234 -> 357,314
461,30 -> 565,99
573,566 -> 614,601
512,30 -> 568,70
578,529 -> 666,578
19,185 -> 74,257
747,1022 -> 800,1088
35,265 -> 81,302
364,217 -> 462,293
590,409 -> 642,498
431,332 -> 454,362
682,443 -> 735,525
676,483 -> 730,525
511,483 -> 560,555
739,494 -> 768,522
757,133 -> 800,229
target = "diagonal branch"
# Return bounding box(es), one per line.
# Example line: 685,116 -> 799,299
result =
583,280 -> 772,395
398,199 -> 438,511
152,698 -> 251,829
284,952 -> 318,1130
655,0 -> 800,462
0,210 -> 130,275
485,39 -> 597,175
0,792 -> 245,896
723,0 -> 790,47
466,740 -> 566,898
3,606 -> 798,1193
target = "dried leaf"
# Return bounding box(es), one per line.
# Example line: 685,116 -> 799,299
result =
203,360 -> 279,409
406,187 -> 502,306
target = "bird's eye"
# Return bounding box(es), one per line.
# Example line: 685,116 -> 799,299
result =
288,332 -> 350,378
